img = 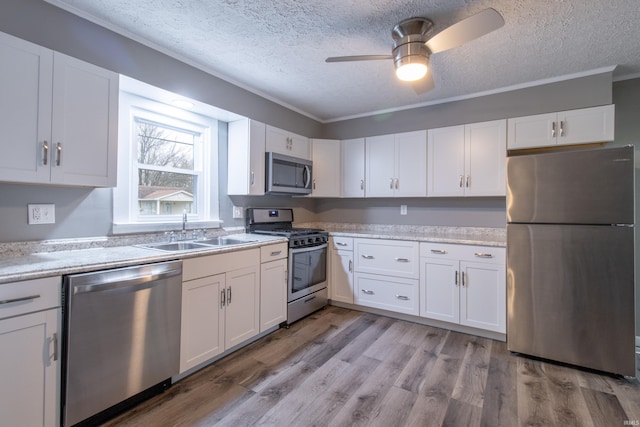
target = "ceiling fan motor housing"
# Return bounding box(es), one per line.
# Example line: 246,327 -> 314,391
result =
391,18 -> 433,70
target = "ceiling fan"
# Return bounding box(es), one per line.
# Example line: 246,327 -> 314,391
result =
326,8 -> 505,94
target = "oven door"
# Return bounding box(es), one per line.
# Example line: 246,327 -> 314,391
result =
288,243 -> 327,302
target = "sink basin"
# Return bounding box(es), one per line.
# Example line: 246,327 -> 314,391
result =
197,237 -> 257,246
141,241 -> 211,252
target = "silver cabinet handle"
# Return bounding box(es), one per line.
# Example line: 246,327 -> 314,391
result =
395,257 -> 410,263
42,141 -> 49,165
461,271 -> 466,287
0,294 -> 41,305
395,178 -> 399,189
221,289 -> 226,307
250,171 -> 255,185
390,178 -> 394,189
313,179 -> 316,190
348,259 -> 353,273
361,254 -> 374,259
430,249 -> 447,254
551,121 -> 556,138
465,175 -> 470,188
459,175 -> 464,188
395,295 -> 410,301
270,250 -> 282,256
455,271 -> 459,286
335,242 -> 347,246
52,332 -> 58,361
227,286 -> 232,304
55,142 -> 62,166
560,120 -> 565,137
360,179 -> 364,190
474,252 -> 494,258
361,289 -> 374,295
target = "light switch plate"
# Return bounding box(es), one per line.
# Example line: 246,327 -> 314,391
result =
28,204 -> 55,224
232,206 -> 244,219
400,205 -> 408,215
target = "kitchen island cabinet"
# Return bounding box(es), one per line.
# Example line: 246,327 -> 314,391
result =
180,249 -> 260,373
0,276 -> 60,427
0,31 -> 118,187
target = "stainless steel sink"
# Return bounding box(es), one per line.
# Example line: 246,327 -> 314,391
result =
196,237 -> 257,246
140,241 -> 211,252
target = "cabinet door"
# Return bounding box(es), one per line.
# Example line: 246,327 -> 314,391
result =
459,261 -> 506,333
420,257 -> 460,324
558,105 -> 615,146
310,139 -> 341,197
180,274 -> 225,373
341,138 -> 365,197
395,130 -> 427,197
50,52 -> 118,187
465,120 -> 506,196
289,132 -> 310,159
330,249 -> 354,304
266,126 -> 310,159
227,119 -> 266,195
0,32 -> 53,184
0,309 -> 59,427
225,265 -> 260,349
365,134 -> 395,197
260,258 -> 287,332
507,112 -> 557,149
427,125 -> 465,196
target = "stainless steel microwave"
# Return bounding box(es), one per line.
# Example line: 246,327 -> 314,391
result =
265,152 -> 313,195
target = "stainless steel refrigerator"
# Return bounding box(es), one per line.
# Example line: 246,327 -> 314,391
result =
506,145 -> 636,376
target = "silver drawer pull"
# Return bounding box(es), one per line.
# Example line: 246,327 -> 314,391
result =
0,294 -> 41,305
430,249 -> 447,254
361,289 -> 375,295
335,242 -> 348,246
474,252 -> 493,258
395,257 -> 410,262
395,295 -> 410,301
361,255 -> 374,259
270,250 -> 282,256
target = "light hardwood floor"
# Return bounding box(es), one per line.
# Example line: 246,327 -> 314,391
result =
103,306 -> 640,427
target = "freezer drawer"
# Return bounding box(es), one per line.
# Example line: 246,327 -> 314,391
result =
507,223 -> 635,376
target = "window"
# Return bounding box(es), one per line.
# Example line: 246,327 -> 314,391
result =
113,78 -> 220,233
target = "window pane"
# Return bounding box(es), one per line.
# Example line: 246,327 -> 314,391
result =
136,120 -> 196,170
138,170 -> 196,216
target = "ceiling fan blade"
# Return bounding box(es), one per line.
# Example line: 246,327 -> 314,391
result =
411,72 -> 435,94
425,8 -> 504,54
326,55 -> 393,63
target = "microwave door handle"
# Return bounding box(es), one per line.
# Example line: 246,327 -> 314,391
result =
303,165 -> 311,189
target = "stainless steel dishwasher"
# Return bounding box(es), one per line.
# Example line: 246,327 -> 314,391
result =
62,260 -> 182,427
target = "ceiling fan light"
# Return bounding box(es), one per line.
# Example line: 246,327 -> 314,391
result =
396,62 -> 428,82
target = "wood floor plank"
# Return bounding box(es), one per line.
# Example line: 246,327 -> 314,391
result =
480,355 -> 518,427
451,336 -> 493,407
516,358 -> 556,426
442,398 -> 483,427
581,387 -> 630,426
542,363 -> 594,427
365,385 -> 418,427
608,376 -> 640,423
333,315 -> 394,364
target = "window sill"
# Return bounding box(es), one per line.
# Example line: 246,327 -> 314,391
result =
112,220 -> 223,235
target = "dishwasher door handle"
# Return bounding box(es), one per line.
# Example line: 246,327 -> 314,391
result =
73,268 -> 182,295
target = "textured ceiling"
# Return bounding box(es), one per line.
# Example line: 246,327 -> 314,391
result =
45,0 -> 640,122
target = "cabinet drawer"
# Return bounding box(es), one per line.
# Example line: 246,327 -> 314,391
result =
420,242 -> 505,264
354,238 -> 419,278
0,276 -> 60,319
261,243 -> 288,262
331,236 -> 353,251
354,273 -> 418,315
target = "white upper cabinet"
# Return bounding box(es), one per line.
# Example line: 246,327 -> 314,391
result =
507,104 -> 615,150
265,125 -> 310,159
310,139 -> 341,197
366,130 -> 427,197
428,120 -> 506,197
341,138 -> 365,197
228,118 -> 266,195
0,32 -> 118,187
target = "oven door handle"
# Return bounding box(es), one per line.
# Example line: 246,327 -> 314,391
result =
288,242 -> 328,254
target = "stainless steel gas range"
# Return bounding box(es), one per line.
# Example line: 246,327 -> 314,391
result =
247,208 -> 328,325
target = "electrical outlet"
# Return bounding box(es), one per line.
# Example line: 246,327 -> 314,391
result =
28,204 -> 55,224
400,205 -> 408,215
232,206 -> 244,219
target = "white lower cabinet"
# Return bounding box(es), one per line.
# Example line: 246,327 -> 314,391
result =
180,249 -> 260,373
352,238 -> 419,315
260,243 -> 288,331
0,276 -> 60,427
329,237 -> 354,304
420,243 -> 506,333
